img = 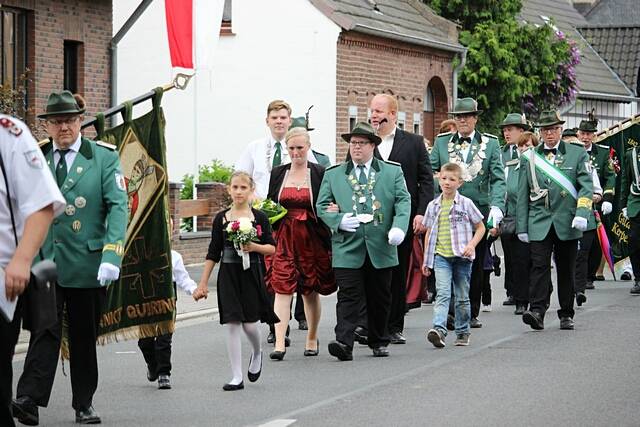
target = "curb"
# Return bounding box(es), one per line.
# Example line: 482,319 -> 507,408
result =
13,307 -> 219,356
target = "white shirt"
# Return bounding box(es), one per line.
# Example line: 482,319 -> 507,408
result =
0,115 -> 65,267
543,142 -> 560,163
235,132 -> 320,199
458,130 -> 477,160
377,127 -> 397,160
53,135 -> 82,170
171,250 -> 197,295
352,157 -> 373,181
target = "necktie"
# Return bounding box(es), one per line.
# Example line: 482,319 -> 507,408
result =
511,147 -> 518,160
357,164 -> 368,185
460,137 -> 471,144
543,148 -> 557,155
56,149 -> 69,187
272,142 -> 282,168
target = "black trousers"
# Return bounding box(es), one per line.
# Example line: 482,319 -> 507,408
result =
481,270 -> 492,306
138,333 -> 173,376
334,254 -> 392,349
629,216 -> 640,281
0,298 -> 23,427
529,226 -> 577,319
575,229 -> 598,293
16,285 -> 105,410
503,233 -> 530,305
469,236 -> 488,319
387,224 -> 413,333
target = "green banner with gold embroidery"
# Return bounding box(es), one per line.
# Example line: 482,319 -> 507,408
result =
596,115 -> 640,277
97,88 -> 174,343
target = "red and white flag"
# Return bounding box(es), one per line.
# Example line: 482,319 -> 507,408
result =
164,0 -> 225,71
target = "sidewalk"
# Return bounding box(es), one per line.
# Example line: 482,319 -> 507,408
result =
15,263 -> 218,354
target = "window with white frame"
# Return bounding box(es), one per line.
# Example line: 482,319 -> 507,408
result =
397,111 -> 406,130
413,113 -> 421,134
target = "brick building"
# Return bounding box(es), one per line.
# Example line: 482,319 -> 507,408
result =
0,0 -> 111,135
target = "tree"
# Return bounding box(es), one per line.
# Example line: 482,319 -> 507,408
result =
423,0 -> 580,133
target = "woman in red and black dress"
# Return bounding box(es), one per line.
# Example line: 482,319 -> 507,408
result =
266,127 -> 336,360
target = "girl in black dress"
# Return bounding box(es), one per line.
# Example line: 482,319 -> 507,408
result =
194,171 -> 278,391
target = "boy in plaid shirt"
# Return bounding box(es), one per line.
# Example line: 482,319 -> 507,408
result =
422,163 -> 485,347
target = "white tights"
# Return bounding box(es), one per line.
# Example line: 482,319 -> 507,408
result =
226,321 -> 262,385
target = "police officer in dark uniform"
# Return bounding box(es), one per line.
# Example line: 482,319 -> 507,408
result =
0,114 -> 64,427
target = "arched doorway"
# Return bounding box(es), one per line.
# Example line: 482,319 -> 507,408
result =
423,77 -> 448,143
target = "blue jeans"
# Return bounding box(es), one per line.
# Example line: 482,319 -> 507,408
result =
432,255 -> 473,336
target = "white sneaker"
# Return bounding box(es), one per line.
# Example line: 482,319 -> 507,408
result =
481,304 -> 492,312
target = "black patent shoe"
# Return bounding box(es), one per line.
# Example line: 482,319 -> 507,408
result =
248,351 -> 263,382
560,317 -> 575,330
269,350 -> 286,361
222,381 -> 244,391
304,339 -> 319,356
372,346 -> 389,357
354,326 -> 368,345
389,331 -> 406,344
522,310 -> 544,330
328,340 -> 353,361
267,331 -> 275,344
12,396 -> 39,426
75,406 -> 101,424
514,304 -> 526,315
470,317 -> 482,328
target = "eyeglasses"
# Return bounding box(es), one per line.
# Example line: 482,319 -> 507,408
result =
348,140 -> 373,146
46,117 -> 79,126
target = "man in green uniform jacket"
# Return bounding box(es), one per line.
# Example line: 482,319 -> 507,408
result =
620,147 -> 640,294
13,91 -> 127,425
516,110 -> 593,331
317,122 -> 410,361
431,98 -> 506,328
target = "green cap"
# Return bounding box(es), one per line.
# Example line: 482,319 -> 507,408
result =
499,113 -> 530,130
289,116 -> 314,131
578,111 -> 598,132
38,90 -> 85,118
536,110 -> 565,128
449,97 -> 482,115
562,128 -> 578,138
341,122 -> 381,145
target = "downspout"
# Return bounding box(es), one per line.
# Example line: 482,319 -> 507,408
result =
110,0 -> 155,125
452,48 -> 467,104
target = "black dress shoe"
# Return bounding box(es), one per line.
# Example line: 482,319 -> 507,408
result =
12,396 -> 38,426
75,406 -> 101,424
222,381 -> 244,391
372,346 -> 389,357
630,282 -> 640,295
328,340 -> 353,361
585,281 -> 595,290
267,331 -> 275,344
158,374 -> 172,389
304,339 -> 319,356
560,317 -> 575,330
470,317 -> 482,328
522,310 -> 544,330
621,271 -> 632,281
354,326 -> 368,345
594,275 -> 605,281
247,351 -> 262,382
389,331 -> 406,344
502,295 -> 515,306
146,365 -> 158,382
269,350 -> 286,361
298,320 -> 308,330
514,304 -> 526,315
576,292 -> 587,307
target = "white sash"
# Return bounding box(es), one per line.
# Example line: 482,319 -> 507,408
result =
524,148 -> 578,200
632,147 -> 640,196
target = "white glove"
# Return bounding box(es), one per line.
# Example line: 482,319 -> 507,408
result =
338,213 -> 360,232
488,206 -> 504,227
97,262 -> 120,286
623,207 -> 628,219
601,201 -> 613,216
388,227 -> 405,246
571,216 -> 588,231
517,233 -> 529,243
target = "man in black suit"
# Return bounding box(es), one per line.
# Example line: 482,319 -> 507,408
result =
359,94 -> 434,344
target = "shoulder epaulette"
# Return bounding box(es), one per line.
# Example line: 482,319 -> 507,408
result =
570,141 -> 585,147
38,138 -> 51,148
383,159 -> 401,166
596,143 -> 609,150
95,140 -> 117,150
436,131 -> 452,137
0,117 -> 23,136
482,133 -> 499,140
325,164 -> 341,171
505,159 -> 519,167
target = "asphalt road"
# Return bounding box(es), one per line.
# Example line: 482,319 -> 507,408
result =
11,278 -> 639,427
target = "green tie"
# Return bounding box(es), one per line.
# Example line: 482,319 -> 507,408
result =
272,142 -> 282,168
511,147 -> 518,160
56,149 -> 69,187
357,165 -> 369,213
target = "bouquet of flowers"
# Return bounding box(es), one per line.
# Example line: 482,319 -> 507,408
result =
226,217 -> 262,269
252,198 -> 288,224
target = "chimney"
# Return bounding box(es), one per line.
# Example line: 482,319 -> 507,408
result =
572,0 -> 598,16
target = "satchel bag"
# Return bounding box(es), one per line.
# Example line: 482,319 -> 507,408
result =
0,149 -> 58,332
